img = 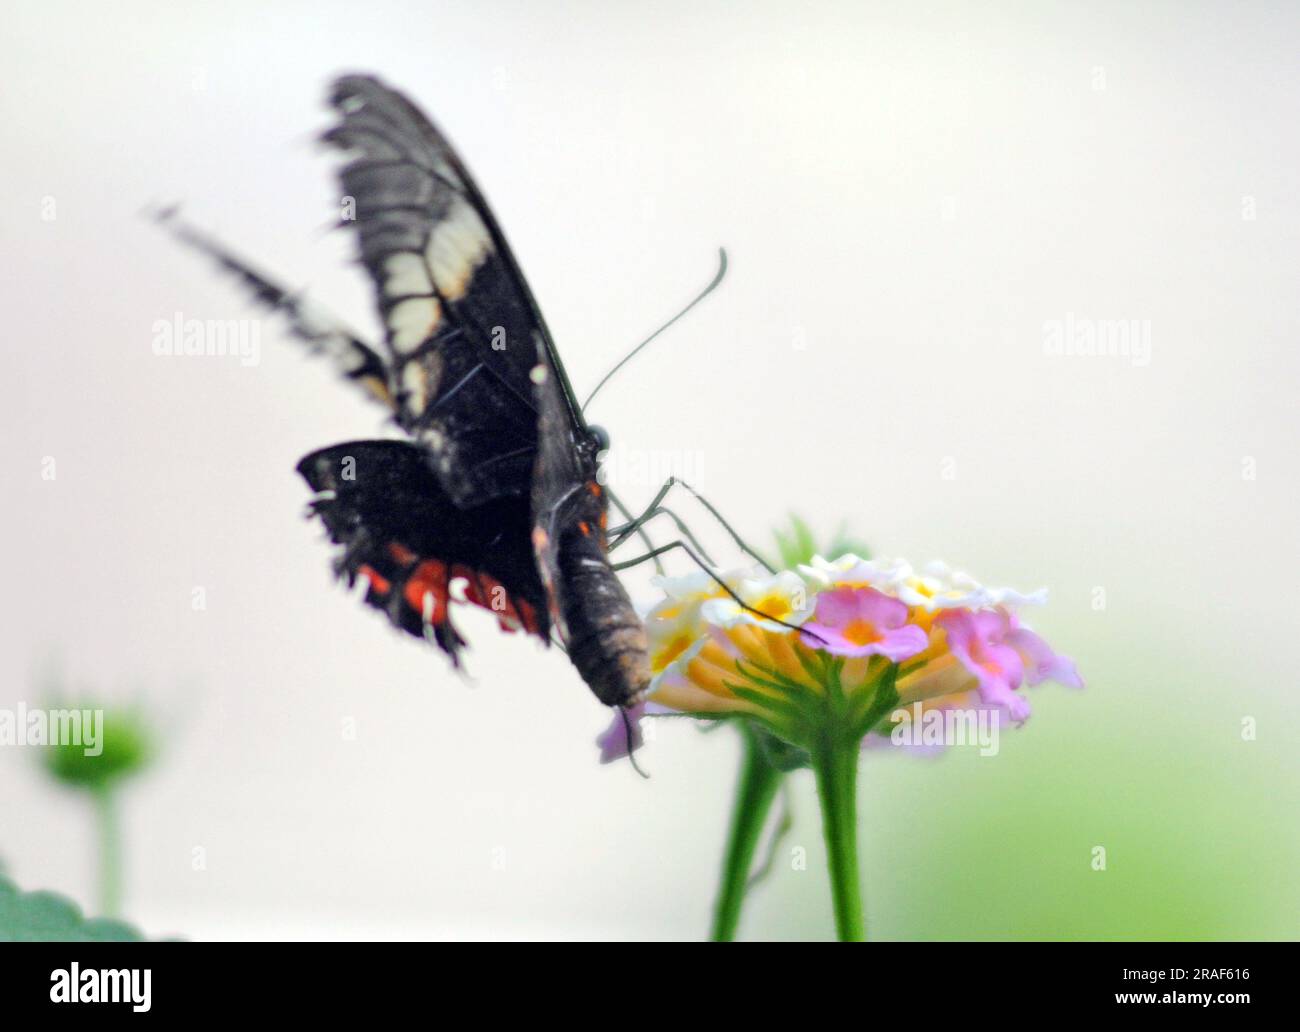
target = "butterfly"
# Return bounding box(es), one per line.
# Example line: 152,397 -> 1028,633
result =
162,75 -> 655,710
307,74 -> 667,709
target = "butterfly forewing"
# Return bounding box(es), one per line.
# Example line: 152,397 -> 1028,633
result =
326,75 -> 561,507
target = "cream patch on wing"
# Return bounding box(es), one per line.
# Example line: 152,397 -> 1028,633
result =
425,195 -> 494,301
382,252 -> 434,297
388,297 -> 442,354
399,349 -> 442,418
382,253 -> 441,354
401,360 -> 431,414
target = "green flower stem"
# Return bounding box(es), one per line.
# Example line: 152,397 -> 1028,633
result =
93,786 -> 122,918
812,736 -> 864,941
710,725 -> 783,942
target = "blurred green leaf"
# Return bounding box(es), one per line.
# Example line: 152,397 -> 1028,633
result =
773,515 -> 816,569
773,515 -> 870,569
0,873 -> 144,942
824,524 -> 872,563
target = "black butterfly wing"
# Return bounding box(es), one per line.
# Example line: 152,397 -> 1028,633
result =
528,332 -> 601,637
154,206 -> 395,414
298,440 -> 550,661
325,75 -> 583,507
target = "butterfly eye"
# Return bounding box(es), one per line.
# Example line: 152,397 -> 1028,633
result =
588,425 -> 611,453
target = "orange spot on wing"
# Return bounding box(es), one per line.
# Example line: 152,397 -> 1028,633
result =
476,572 -> 501,604
451,564 -> 482,605
387,542 -> 417,566
404,559 -> 448,623
413,561 -> 545,640
475,573 -> 519,631
357,564 -> 391,596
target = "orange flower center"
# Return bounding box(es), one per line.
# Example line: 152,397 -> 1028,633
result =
841,619 -> 881,647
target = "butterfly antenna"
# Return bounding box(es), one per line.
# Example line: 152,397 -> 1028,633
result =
622,707 -> 650,779
582,248 -> 728,412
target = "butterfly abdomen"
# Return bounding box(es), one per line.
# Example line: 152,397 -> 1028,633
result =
557,529 -> 650,709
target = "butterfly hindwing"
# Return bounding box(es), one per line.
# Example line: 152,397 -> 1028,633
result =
297,440 -> 550,661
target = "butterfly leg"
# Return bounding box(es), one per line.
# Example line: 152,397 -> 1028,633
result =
609,505 -> 717,566
611,539 -> 820,641
151,205 -> 394,410
603,486 -> 666,575
607,477 -> 774,572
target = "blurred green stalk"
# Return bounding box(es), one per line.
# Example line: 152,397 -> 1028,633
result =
710,725 -> 783,941
92,786 -> 123,918
812,736 -> 864,941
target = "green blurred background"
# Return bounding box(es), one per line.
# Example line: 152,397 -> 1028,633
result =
758,646 -> 1299,940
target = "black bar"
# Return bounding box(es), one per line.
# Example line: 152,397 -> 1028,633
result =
0,942 -> 1286,1018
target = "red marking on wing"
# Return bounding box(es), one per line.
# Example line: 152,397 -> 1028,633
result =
474,572 -> 522,631
451,564 -> 482,606
387,542 -> 418,566
404,559 -> 449,623
377,552 -> 546,641
476,571 -> 501,607
357,564 -> 391,596
515,598 -> 541,635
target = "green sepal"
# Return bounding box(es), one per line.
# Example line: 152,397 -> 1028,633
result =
42,706 -> 154,791
750,721 -> 811,772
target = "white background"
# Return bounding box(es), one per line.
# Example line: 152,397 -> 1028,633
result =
2,1 -> 1297,939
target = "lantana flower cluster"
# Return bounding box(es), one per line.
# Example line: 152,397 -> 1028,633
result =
601,554 -> 1082,760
